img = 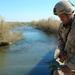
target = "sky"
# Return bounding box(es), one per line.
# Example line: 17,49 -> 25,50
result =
0,0 -> 75,22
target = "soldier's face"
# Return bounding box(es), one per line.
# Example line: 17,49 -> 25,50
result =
58,14 -> 69,24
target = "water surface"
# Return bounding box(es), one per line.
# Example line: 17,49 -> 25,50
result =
0,25 -> 57,75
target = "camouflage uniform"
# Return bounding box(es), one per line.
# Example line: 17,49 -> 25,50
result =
54,17 -> 75,75
53,1 -> 75,74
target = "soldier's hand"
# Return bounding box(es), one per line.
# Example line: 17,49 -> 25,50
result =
62,65 -> 71,73
59,51 -> 67,57
59,51 -> 67,63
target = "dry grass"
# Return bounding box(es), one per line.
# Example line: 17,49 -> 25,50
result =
29,18 -> 61,34
5,32 -> 24,44
6,22 -> 26,29
0,16 -> 25,44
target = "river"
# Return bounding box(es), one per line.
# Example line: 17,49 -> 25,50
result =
0,25 -> 57,75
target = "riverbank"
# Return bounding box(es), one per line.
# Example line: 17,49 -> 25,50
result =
0,20 -> 26,45
28,18 -> 61,35
4,22 -> 26,44
6,22 -> 26,29
0,16 -> 60,46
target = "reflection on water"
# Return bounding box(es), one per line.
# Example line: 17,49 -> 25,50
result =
0,25 -> 57,75
0,51 -> 6,70
0,46 -> 9,71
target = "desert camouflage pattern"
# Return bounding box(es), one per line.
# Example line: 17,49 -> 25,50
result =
54,18 -> 75,75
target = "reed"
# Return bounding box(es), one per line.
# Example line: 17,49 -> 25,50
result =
29,18 -> 61,34
0,16 -> 24,44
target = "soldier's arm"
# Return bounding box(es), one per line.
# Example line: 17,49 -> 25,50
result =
58,25 -> 65,52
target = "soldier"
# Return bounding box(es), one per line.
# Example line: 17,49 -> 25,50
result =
53,1 -> 75,75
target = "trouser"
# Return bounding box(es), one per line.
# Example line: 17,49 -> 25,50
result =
53,70 -> 75,75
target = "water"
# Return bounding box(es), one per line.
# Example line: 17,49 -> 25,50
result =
0,25 -> 57,75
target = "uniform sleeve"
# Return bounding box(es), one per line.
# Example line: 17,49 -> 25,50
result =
54,24 -> 65,58
67,48 -> 75,69
58,25 -> 65,52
